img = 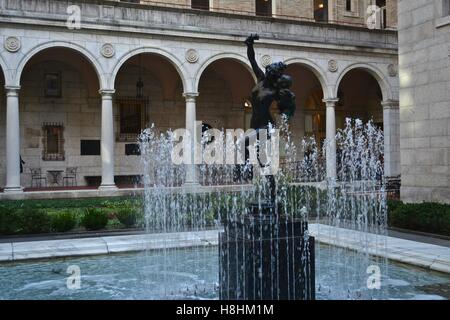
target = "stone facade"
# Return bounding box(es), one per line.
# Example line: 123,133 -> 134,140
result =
398,0 -> 450,204
140,0 -> 397,27
0,0 -> 399,193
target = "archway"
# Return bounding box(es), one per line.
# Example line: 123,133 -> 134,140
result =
335,68 -> 384,130
114,53 -> 185,184
335,66 -> 398,179
19,47 -> 101,188
196,58 -> 255,185
197,58 -> 255,130
285,63 -> 327,147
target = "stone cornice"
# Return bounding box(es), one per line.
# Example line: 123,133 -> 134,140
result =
0,0 -> 398,55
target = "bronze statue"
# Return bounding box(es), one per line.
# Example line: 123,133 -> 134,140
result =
244,34 -> 297,209
245,34 -> 296,130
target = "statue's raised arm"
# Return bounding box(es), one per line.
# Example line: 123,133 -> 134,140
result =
245,34 -> 265,81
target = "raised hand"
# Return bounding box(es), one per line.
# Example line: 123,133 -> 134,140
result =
245,33 -> 260,46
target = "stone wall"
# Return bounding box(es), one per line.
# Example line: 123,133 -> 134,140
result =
137,0 -> 397,26
398,0 -> 450,203
0,0 -> 399,191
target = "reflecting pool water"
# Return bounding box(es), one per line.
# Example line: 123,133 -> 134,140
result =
0,244 -> 449,300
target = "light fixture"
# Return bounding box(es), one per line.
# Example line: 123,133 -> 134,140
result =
319,3 -> 324,9
136,54 -> 144,99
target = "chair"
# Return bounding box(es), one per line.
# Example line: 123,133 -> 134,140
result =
30,168 -> 47,188
63,167 -> 78,187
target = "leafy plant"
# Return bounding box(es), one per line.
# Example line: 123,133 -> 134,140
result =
50,210 -> 77,233
116,207 -> 142,228
18,208 -> 52,234
0,206 -> 19,235
82,208 -> 109,231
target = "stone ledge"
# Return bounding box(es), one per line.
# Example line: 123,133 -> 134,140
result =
1,226 -> 448,275
309,224 -> 450,274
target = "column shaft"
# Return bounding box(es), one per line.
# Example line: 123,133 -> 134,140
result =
184,92 -> 199,185
324,98 -> 339,180
4,86 -> 23,193
99,90 -> 117,190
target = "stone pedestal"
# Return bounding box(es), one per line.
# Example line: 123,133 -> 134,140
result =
219,215 -> 315,300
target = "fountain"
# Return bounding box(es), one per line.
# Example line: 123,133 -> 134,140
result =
137,36 -> 388,300
219,34 -> 315,300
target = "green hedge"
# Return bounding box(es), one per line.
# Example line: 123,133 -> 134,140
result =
82,208 -> 109,231
388,200 -> 450,236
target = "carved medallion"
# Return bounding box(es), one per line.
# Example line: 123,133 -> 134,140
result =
185,49 -> 199,63
388,64 -> 397,77
101,43 -> 115,58
328,60 -> 338,73
4,36 -> 21,53
260,55 -> 273,68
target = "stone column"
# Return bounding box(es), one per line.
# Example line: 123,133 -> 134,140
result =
183,92 -> 199,185
99,90 -> 118,190
324,98 -> 339,180
382,100 -> 400,178
4,86 -> 23,193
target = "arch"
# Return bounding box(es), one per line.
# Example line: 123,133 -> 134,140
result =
284,58 -> 331,99
194,53 -> 256,91
0,54 -> 9,84
111,47 -> 190,93
15,41 -> 107,89
334,63 -> 393,101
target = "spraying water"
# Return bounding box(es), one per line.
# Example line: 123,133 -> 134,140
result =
139,118 -> 387,300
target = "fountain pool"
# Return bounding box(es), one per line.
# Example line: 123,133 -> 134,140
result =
0,244 -> 448,300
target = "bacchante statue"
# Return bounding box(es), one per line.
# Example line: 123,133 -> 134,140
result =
245,34 -> 296,130
244,34 -> 297,210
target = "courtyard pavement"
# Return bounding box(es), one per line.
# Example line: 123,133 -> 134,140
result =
0,225 -> 449,274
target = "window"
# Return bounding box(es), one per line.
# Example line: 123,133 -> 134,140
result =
314,0 -> 328,22
346,0 -> 352,12
81,140 -> 100,156
42,123 -> 65,161
117,98 -> 148,142
125,144 -> 141,156
376,0 -> 387,29
192,0 -> 209,10
44,72 -> 62,98
256,0 -> 272,17
444,0 -> 450,16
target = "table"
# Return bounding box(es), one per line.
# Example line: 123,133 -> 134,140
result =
47,170 -> 64,186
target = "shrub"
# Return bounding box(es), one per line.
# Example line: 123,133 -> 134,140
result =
50,210 -> 77,233
0,207 -> 19,235
116,207 -> 142,228
18,208 -> 52,234
82,208 -> 109,231
389,202 -> 450,236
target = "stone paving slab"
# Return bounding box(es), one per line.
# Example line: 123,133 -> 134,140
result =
1,230 -> 219,262
309,224 -> 450,274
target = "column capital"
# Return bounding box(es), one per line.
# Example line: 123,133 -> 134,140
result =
322,98 -> 339,108
5,85 -> 20,96
381,100 -> 399,110
183,92 -> 199,102
99,89 -> 115,98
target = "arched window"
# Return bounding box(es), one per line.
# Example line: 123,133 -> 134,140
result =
256,0 -> 272,17
314,0 -> 328,22
192,0 -> 209,10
